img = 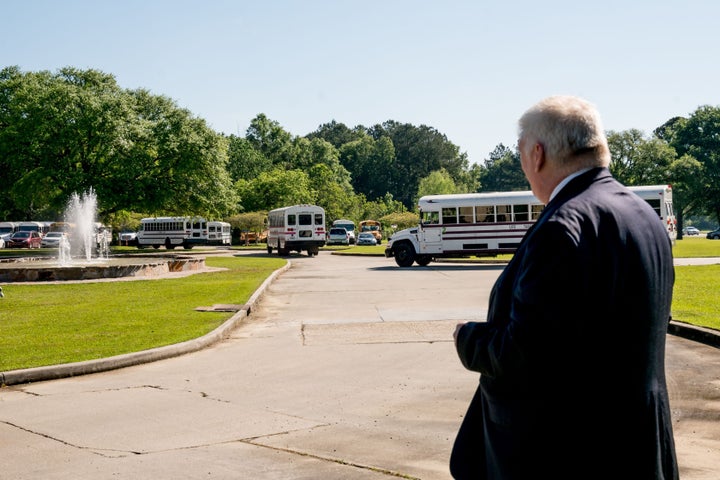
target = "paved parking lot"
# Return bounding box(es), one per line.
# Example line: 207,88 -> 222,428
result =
0,252 -> 718,479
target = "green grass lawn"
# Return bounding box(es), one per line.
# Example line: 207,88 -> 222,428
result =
0,255 -> 285,371
0,236 -> 718,373
672,264 -> 720,331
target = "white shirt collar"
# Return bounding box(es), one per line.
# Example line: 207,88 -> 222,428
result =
549,167 -> 593,202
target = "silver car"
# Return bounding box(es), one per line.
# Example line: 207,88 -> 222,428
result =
357,232 -> 377,246
327,227 -> 349,245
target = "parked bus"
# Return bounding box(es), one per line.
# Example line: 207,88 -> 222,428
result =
136,216 -> 208,250
332,219 -> 356,244
359,219 -> 383,244
267,205 -> 326,256
627,185 -> 677,242
385,191 -> 543,267
17,221 -> 49,235
0,222 -> 18,243
385,185 -> 677,267
206,221 -> 232,246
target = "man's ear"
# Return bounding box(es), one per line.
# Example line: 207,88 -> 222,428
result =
531,142 -> 545,173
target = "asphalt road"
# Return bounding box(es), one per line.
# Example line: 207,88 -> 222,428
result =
0,252 -> 718,479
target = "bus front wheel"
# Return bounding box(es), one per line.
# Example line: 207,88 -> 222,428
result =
393,243 -> 415,267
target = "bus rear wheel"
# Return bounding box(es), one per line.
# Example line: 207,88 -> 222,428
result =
393,243 -> 415,267
415,255 -> 432,266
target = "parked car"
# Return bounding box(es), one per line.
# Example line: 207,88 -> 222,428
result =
7,230 -> 42,248
683,226 -> 700,236
707,228 -> 720,240
118,229 -> 138,246
41,231 -> 67,248
327,227 -> 350,245
357,232 -> 378,246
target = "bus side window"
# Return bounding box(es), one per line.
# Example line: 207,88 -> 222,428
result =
459,206 -> 473,223
476,205 -> 494,222
646,199 -> 662,218
531,204 -> 544,220
442,207 -> 457,224
496,205 -> 511,223
513,204 -> 529,222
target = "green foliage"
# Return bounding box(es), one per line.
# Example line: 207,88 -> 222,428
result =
6,66 -> 720,230
477,144 -> 529,192
415,168 -> 460,203
236,168 -> 314,211
667,105 -> 720,224
380,211 -> 419,232
0,67 -> 236,220
226,134 -> 272,182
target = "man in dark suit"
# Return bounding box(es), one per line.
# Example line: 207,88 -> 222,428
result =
450,96 -> 678,479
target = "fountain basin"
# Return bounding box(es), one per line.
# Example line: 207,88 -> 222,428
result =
0,255 -> 206,282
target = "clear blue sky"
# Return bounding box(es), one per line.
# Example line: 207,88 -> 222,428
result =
3,0 -> 719,165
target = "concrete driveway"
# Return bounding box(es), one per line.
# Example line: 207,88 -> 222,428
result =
0,252 -> 718,479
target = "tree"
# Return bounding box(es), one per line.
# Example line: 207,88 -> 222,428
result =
228,211 -> 267,244
339,134 -> 395,201
368,121 -> 468,208
226,135 -> 272,182
0,67 -> 237,220
245,113 -> 293,167
306,120 -> 366,148
415,168 -> 459,204
477,144 -> 528,192
236,168 -> 314,212
607,129 -> 676,185
667,105 -> 720,224
380,211 -> 419,233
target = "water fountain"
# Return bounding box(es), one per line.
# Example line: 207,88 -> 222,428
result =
0,189 -> 205,282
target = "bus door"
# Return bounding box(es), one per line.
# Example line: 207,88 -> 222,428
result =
419,209 -> 443,253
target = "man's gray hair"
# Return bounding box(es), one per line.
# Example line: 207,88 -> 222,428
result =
518,95 -> 610,168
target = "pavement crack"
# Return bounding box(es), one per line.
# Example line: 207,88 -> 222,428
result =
0,420 -> 137,458
238,437 -> 421,479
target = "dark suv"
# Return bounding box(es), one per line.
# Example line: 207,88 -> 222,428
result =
707,228 -> 720,240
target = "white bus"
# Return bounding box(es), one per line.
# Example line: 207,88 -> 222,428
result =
207,221 -> 232,246
17,221 -> 49,235
385,191 -> 543,267
137,216 -> 208,250
627,185 -> 677,242
0,222 -> 18,243
384,184 -> 677,267
267,205 -> 326,257
332,218 -> 356,244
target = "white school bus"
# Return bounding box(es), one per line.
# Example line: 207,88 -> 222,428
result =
136,216 -> 208,250
267,205 -> 326,257
384,185 -> 676,267
206,221 -> 232,246
385,191 -> 543,267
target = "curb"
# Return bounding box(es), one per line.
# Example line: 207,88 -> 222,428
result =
0,261 -> 291,387
668,320 -> 720,349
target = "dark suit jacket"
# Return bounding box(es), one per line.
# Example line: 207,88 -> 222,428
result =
451,168 -> 678,479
